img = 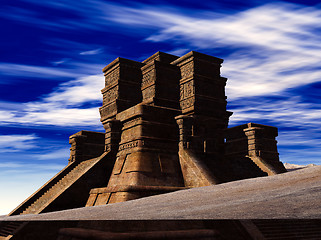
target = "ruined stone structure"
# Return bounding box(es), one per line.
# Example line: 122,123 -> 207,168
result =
0,51 -> 287,239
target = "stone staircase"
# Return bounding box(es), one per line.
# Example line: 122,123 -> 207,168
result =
0,154 -> 107,239
248,155 -> 287,176
0,222 -> 26,239
252,219 -> 321,239
21,157 -> 100,215
228,156 -> 268,181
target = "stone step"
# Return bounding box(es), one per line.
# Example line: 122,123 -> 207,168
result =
230,156 -> 267,179
0,229 -> 12,236
0,222 -> 24,237
1,226 -> 16,232
253,220 -> 321,240
21,158 -> 98,215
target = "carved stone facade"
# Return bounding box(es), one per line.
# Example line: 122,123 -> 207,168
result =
99,57 -> 144,125
141,52 -> 180,109
225,123 -> 286,177
4,51 -> 287,231
85,51 -> 286,206
69,131 -> 105,163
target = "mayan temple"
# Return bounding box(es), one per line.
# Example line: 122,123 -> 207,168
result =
0,51 -> 296,239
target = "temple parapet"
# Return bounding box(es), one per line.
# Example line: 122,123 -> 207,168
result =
5,51 -> 288,222
69,131 -> 105,163
100,57 -> 144,124
172,51 -> 228,118
141,52 -> 181,109
225,123 -> 287,176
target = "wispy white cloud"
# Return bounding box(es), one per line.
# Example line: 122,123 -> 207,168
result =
38,74 -> 104,106
1,1 -> 320,167
0,74 -> 104,127
0,134 -> 38,152
36,148 -> 70,160
228,97 -> 321,128
166,48 -> 190,56
6,1 -> 320,100
0,63 -> 83,80
0,110 -> 15,122
16,107 -> 101,126
0,162 -> 64,171
143,4 -> 321,50
80,48 -> 103,55
1,0 -> 123,31
277,131 -> 321,148
51,58 -> 71,66
102,2 -> 321,99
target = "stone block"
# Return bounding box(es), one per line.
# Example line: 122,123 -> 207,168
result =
172,51 -> 228,116
172,51 -> 223,80
141,57 -> 180,109
69,131 -> 105,163
225,123 -> 286,175
142,51 -> 179,65
100,57 -> 144,122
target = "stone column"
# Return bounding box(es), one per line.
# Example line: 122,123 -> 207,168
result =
172,51 -> 232,158
243,123 -> 280,164
141,52 -> 180,109
175,115 -> 194,149
69,134 -> 86,163
98,104 -> 184,205
224,124 -> 249,159
225,123 -> 286,175
99,57 -> 145,128
104,119 -> 122,153
172,51 -> 230,120
68,131 -> 105,163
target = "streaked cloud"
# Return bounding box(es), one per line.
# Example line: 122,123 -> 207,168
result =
0,0 -> 320,169
0,162 -> 64,171
167,48 -> 190,56
51,58 -> 71,66
36,148 -> 70,160
80,48 -> 103,55
0,134 -> 38,152
0,74 -> 104,127
0,63 -> 83,80
16,107 -> 101,127
40,74 -> 104,106
0,110 -> 15,122
4,1 -> 319,100
228,96 -> 321,128
102,2 -> 321,99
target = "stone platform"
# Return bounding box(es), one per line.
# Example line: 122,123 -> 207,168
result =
1,51 -> 291,240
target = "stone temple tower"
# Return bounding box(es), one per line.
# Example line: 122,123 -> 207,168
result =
3,51 -> 286,224
85,51 -> 286,206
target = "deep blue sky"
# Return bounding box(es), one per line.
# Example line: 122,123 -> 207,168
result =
1,0 -> 320,214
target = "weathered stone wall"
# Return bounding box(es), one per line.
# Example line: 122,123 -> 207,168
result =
225,123 -> 286,176
87,51 -> 286,206
100,57 -> 144,124
0,51 -> 290,239
5,51 -> 287,221
88,52 -> 187,205
69,131 -> 105,163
